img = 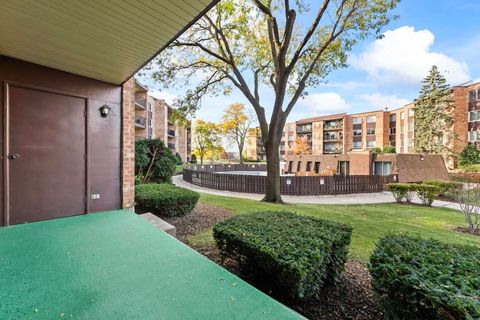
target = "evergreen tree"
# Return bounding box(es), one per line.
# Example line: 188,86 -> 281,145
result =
413,66 -> 454,154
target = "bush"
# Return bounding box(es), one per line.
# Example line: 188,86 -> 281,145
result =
372,147 -> 382,154
175,152 -> 182,165
135,184 -> 199,217
135,139 -> 176,184
460,163 -> 480,173
415,184 -> 441,206
382,145 -> 396,153
369,234 -> 480,319
190,154 -> 197,164
423,179 -> 463,196
386,183 -> 415,203
460,145 -> 480,166
213,211 -> 352,300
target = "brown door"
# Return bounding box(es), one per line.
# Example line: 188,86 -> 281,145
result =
7,85 -> 86,225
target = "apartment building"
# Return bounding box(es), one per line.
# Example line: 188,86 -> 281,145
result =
246,81 -> 480,168
134,80 -> 192,162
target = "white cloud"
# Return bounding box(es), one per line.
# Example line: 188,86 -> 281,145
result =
359,93 -> 410,109
351,26 -> 470,86
149,90 -> 176,105
300,92 -> 350,114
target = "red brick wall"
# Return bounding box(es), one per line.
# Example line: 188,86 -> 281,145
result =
122,78 -> 135,209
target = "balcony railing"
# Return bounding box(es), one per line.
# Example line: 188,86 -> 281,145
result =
168,129 -> 176,137
469,100 -> 480,111
324,122 -> 343,130
135,97 -> 146,109
296,126 -> 312,133
135,116 -> 146,128
324,134 -> 343,141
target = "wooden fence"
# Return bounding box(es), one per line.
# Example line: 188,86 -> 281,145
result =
183,164 -> 396,195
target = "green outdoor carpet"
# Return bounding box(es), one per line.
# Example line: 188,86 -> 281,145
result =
0,210 -> 303,319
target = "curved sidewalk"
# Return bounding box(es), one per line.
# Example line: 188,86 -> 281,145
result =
173,175 -> 461,210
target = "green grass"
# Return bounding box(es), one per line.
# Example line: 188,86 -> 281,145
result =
188,193 -> 480,261
175,164 -> 184,173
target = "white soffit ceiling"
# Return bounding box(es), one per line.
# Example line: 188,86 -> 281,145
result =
0,0 -> 216,84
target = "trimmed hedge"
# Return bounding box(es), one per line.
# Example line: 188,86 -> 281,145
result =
416,184 -> 441,206
213,211 -> 352,300
369,234 -> 480,319
423,179 -> 463,196
386,183 -> 415,203
135,183 -> 199,217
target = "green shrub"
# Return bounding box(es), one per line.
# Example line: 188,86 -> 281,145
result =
423,179 -> 463,196
175,152 -> 182,165
415,184 -> 441,206
213,211 -> 352,300
135,184 -> 199,217
460,163 -> 480,173
460,145 -> 480,166
372,147 -> 382,154
386,183 -> 416,203
190,154 -> 197,164
135,139 -> 176,184
369,234 -> 480,319
382,145 -> 396,153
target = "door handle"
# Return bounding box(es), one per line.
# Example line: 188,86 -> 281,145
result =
9,154 -> 21,160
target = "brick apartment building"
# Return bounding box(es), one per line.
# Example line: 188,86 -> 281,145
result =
246,81 -> 480,169
134,80 -> 192,162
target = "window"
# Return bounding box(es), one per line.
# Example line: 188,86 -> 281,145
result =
314,162 -> 320,174
408,138 -> 413,146
288,161 -> 293,173
353,130 -> 362,136
366,115 -> 376,123
374,162 -> 392,176
469,111 -> 480,122
337,161 -> 350,176
367,140 -> 376,148
389,127 -> 396,135
408,121 -> 414,131
400,112 -> 405,120
469,90 -> 477,102
306,161 -> 312,172
147,102 -> 152,111
353,141 -> 362,149
469,131 -> 480,142
408,109 -> 414,117
389,114 -> 396,122
400,125 -> 404,134
352,117 -> 362,125
296,161 -> 301,172
367,128 -> 376,135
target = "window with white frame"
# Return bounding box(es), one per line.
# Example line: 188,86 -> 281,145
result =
408,109 -> 414,117
353,141 -> 362,149
374,161 -> 392,176
366,115 -> 376,123
389,127 -> 396,135
408,121 -> 414,131
469,90 -> 478,102
469,131 -> 480,142
367,140 -> 376,148
469,111 -> 480,122
400,112 -> 405,120
352,117 -> 362,125
353,130 -> 362,136
367,128 -> 376,135
389,114 -> 396,122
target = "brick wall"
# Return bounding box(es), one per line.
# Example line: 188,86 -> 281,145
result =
122,78 -> 135,209
153,98 -> 167,143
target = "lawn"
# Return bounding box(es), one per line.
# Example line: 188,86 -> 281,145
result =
175,164 -> 184,173
188,193 -> 480,261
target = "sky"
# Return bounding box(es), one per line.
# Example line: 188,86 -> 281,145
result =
141,0 -> 480,125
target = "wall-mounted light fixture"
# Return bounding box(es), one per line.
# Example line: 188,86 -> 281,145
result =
99,104 -> 111,118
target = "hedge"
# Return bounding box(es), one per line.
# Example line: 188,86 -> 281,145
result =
415,184 -> 441,206
386,183 -> 415,203
423,179 -> 463,196
135,183 -> 199,217
213,211 -> 352,300
369,234 -> 480,319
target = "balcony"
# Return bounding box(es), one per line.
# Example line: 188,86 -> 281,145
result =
324,133 -> 343,141
323,121 -> 343,131
135,97 -> 146,110
168,129 -> 176,137
135,116 -> 146,128
469,100 -> 480,111
323,148 -> 343,154
296,126 -> 312,134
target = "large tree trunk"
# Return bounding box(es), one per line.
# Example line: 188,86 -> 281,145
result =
262,135 -> 283,203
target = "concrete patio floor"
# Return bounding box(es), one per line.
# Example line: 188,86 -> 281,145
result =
0,210 -> 303,320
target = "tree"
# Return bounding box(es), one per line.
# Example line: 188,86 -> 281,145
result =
135,139 -> 176,184
459,145 -> 480,166
193,120 -> 221,164
147,0 -> 399,203
220,103 -> 255,164
291,136 -> 310,155
414,66 -> 455,155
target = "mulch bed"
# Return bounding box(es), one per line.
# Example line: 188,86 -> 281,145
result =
454,226 -> 480,236
167,202 -> 382,319
162,202 -> 232,241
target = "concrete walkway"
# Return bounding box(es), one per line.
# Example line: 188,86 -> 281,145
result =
173,175 -> 462,211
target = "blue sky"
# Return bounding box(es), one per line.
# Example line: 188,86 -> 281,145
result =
144,0 -> 480,124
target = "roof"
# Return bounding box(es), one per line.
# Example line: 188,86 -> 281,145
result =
296,113 -> 346,124
0,0 -> 218,85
